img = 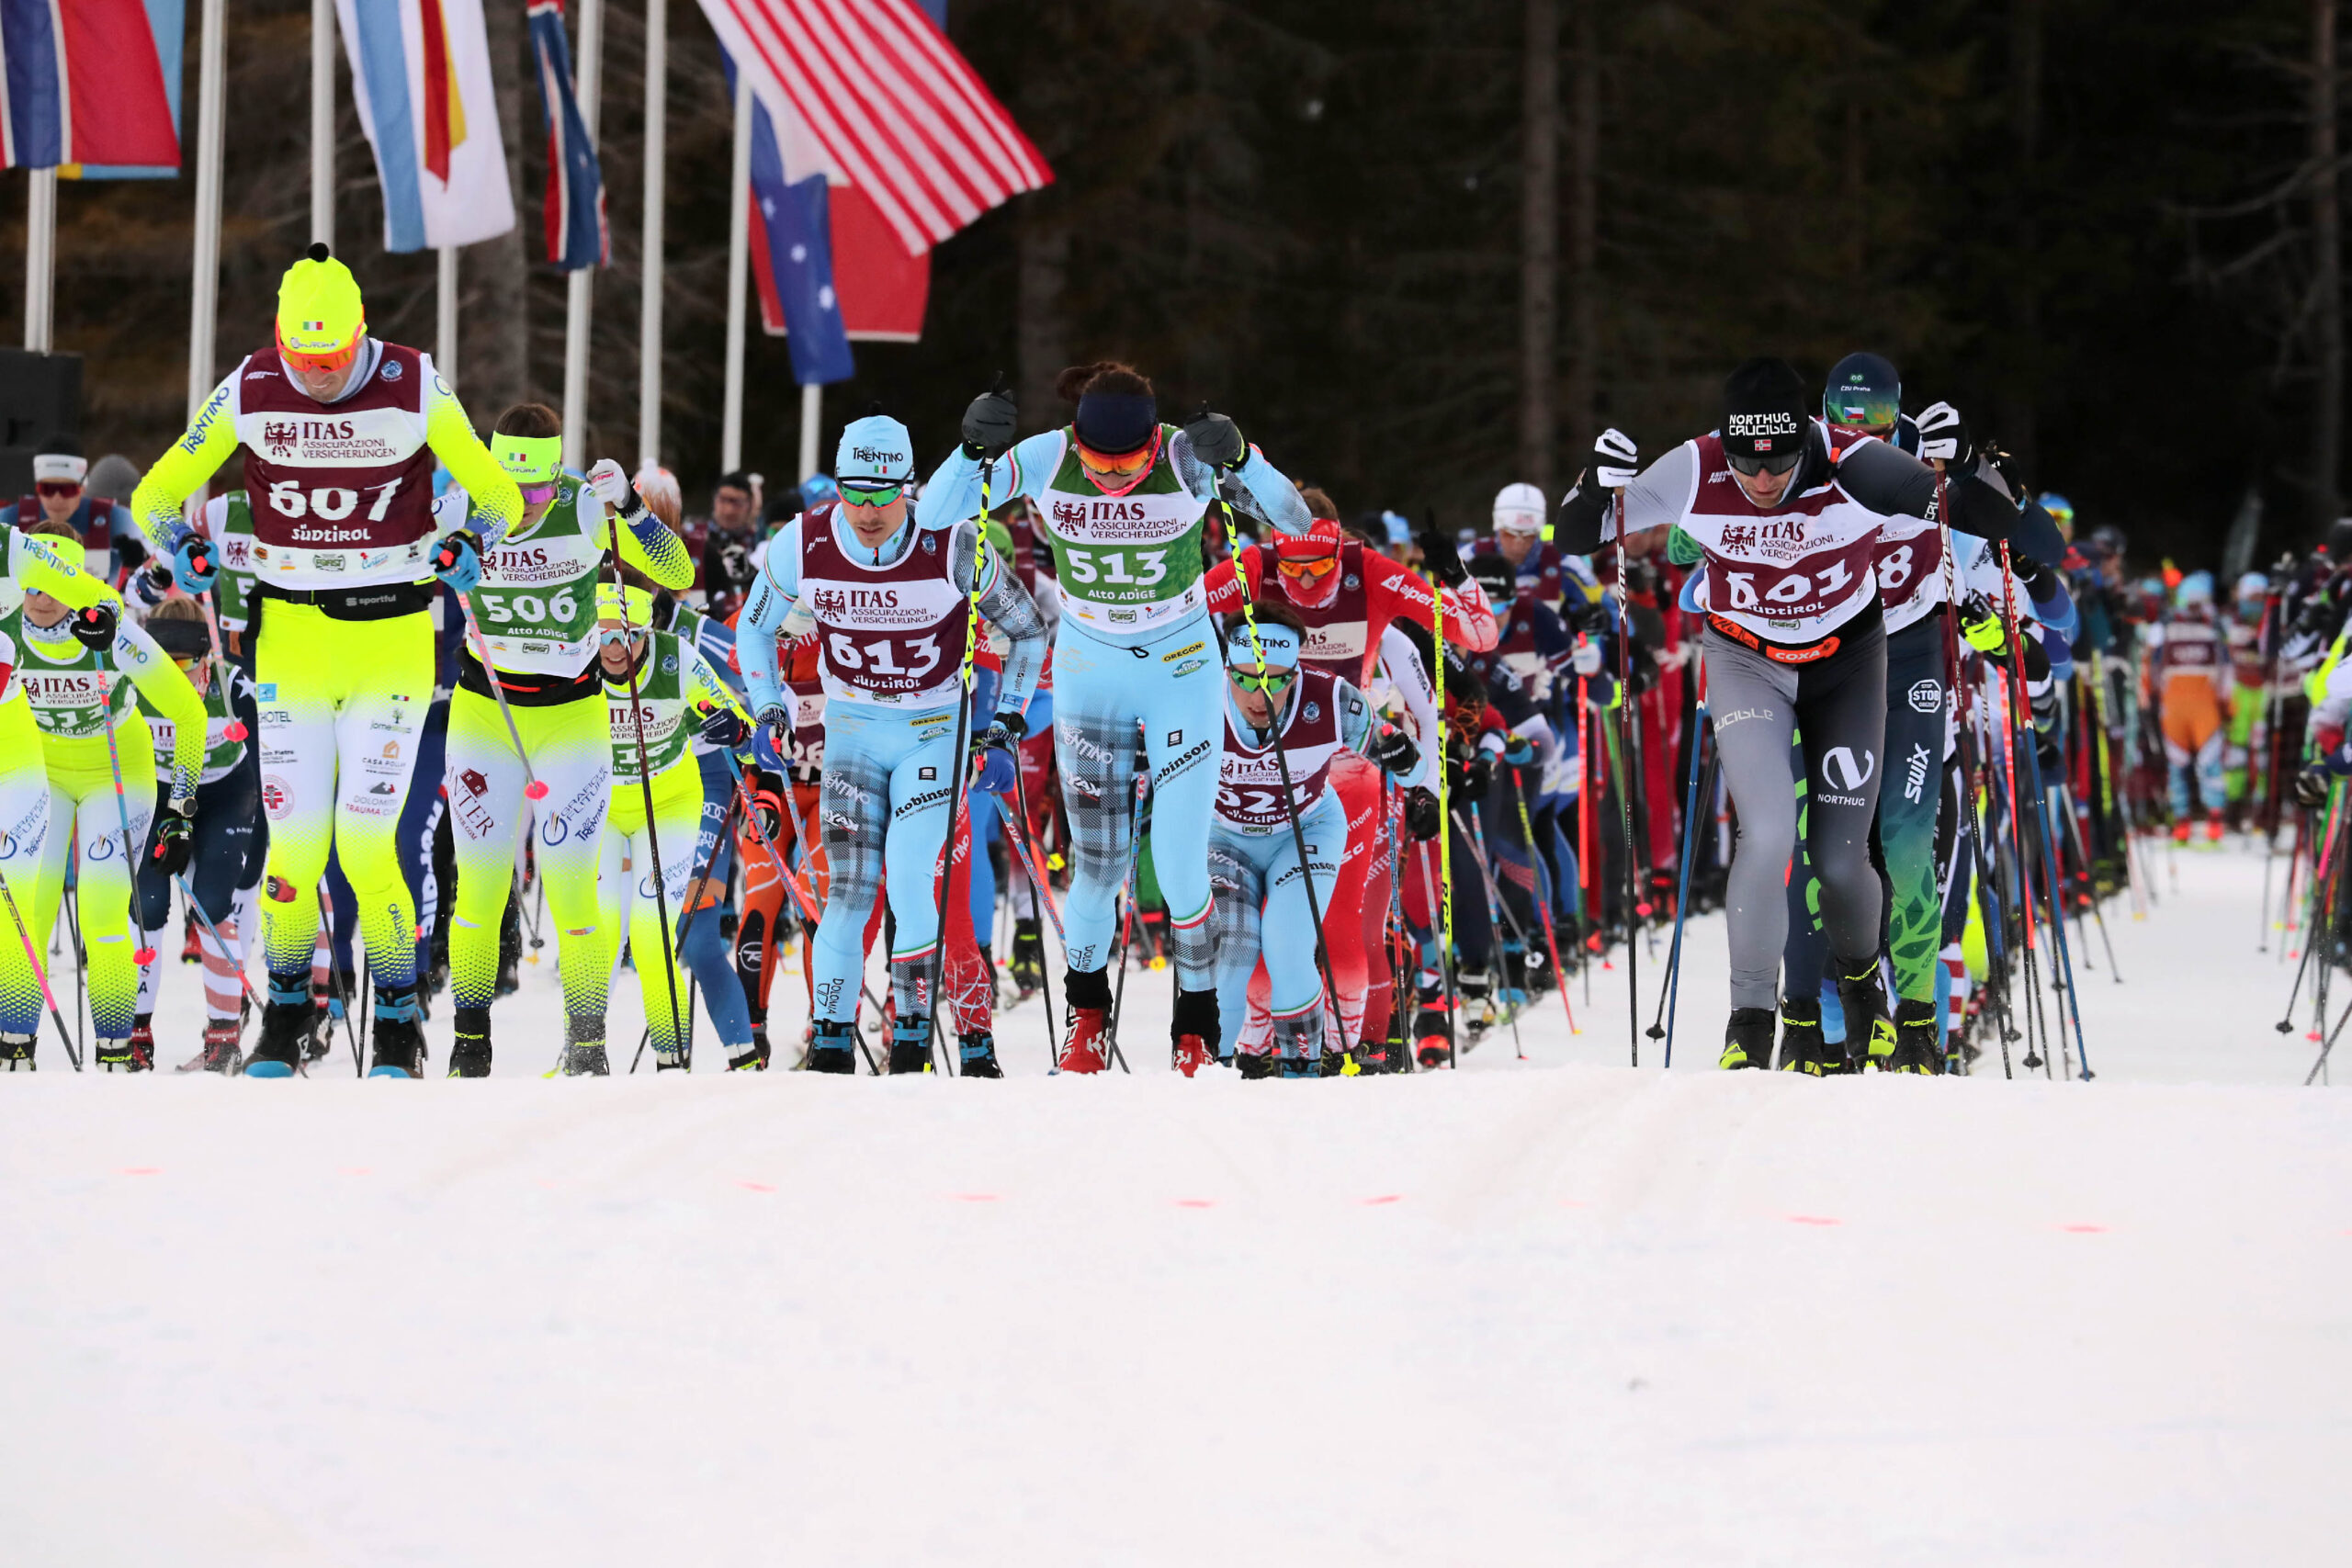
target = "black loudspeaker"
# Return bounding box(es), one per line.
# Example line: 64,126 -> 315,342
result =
0,350 -> 82,498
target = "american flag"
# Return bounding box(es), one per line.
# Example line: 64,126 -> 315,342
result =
695,0 -> 1052,256
527,0 -> 609,269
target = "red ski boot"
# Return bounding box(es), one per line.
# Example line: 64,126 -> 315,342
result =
1059,1008 -> 1110,1074
1169,987 -> 1220,1079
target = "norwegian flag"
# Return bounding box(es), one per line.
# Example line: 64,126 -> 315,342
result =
526,0 -> 608,269
695,0 -> 1052,257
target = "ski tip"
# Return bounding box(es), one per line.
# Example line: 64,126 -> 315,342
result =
243,1061 -> 296,1079
367,1065 -> 415,1079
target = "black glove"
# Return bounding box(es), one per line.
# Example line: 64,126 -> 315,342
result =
1368,722 -> 1419,778
755,702 -> 791,749
148,799 -> 194,878
2016,554 -> 2059,601
1182,405 -> 1246,470
747,770 -> 786,841
70,601 -> 119,652
2298,764 -> 2336,809
697,702 -> 751,750
961,379 -> 1018,460
1464,751 -> 1495,797
1404,784 -> 1442,841
1417,514 -> 1468,590
115,535 -> 148,573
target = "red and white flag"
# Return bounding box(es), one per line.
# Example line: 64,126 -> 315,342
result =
696,0 -> 1051,256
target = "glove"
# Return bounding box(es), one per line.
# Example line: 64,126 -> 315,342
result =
697,702 -> 751,752
70,601 -> 118,652
1417,514 -> 1469,589
961,382 -> 1019,461
2016,554 -> 2059,600
1182,406 -> 1246,470
432,530 -> 484,594
1591,428 -> 1639,490
130,563 -> 174,613
747,773 -> 786,843
755,702 -> 792,749
587,457 -> 645,520
1571,635 -> 1602,677
1960,597 -> 2007,656
1464,751 -> 1495,797
1915,401 -> 1973,468
2297,764 -> 2334,809
1502,732 -> 1536,767
1368,722 -> 1419,778
1404,784 -> 1442,841
116,535 -> 148,573
148,798 -> 194,878
972,713 -> 1024,794
170,531 -> 217,594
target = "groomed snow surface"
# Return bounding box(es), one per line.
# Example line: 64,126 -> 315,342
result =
6,841 -> 2349,1565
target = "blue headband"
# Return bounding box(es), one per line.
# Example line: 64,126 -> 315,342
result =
1233,620 -> 1300,670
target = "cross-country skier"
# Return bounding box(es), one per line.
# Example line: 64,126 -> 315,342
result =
1206,602 -> 1418,1077
1554,356 -> 2058,1077
919,363 -> 1313,1072
742,414 -> 1046,1076
129,244 -> 523,1077
2146,570 -> 2229,841
5,518 -> 207,1071
440,403 -> 695,1076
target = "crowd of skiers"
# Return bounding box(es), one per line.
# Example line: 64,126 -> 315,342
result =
0,246 -> 2312,1080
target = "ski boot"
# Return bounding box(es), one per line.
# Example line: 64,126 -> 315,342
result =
177,1018 -> 243,1075
0,1030 -> 35,1070
1885,998 -> 1944,1075
958,1030 -> 1002,1077
245,981 -> 314,1077
1057,965 -> 1113,1074
1236,1049 -> 1277,1080
180,908 -> 201,965
805,1019 -> 859,1075
888,1018 -> 934,1075
2204,809 -> 2226,845
560,1018 -> 610,1077
1457,967 -> 1493,1048
1524,941 -> 1555,998
307,975 -> 354,1064
2170,819 -> 2192,844
1008,917 -> 1044,997
1170,987 -> 1219,1079
368,984 -> 427,1078
448,1006 -> 492,1077
1498,942 -> 1532,1015
728,1034 -> 771,1072
96,1017 -> 154,1073
1836,958 -> 1896,1073
1720,1007 -> 1775,1070
1413,992 -> 1456,1070
1777,998 -> 1830,1076
1274,1011 -> 1324,1078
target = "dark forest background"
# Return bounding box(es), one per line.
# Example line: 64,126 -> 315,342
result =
6,0 -> 2350,570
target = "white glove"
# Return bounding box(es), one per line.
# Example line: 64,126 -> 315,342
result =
1593,428 -> 1640,491
1914,402 -> 1972,467
586,458 -> 643,518
1571,635 -> 1602,677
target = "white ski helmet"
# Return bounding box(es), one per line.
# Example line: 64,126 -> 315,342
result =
1492,481 -> 1546,535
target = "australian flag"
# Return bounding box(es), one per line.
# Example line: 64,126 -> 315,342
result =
526,0 -> 607,269
722,48 -> 854,388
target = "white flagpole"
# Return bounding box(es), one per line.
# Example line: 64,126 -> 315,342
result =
720,70 -> 752,474
637,0 -> 667,473
311,0 -> 334,247
561,0 -> 605,471
437,246 -> 458,386
23,169 -> 54,352
798,384 -> 820,484
187,0 -> 228,417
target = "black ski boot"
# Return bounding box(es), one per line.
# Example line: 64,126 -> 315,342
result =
1721,1007 -> 1775,1070
1777,998 -> 1828,1076
560,1018 -> 610,1076
1835,957 -> 1896,1073
368,984 -> 426,1078
1008,917 -> 1043,995
1887,998 -> 1944,1075
1236,1050 -> 1277,1080
448,1006 -> 492,1077
245,986 -> 312,1077
806,1019 -> 858,1075
958,1030 -> 1002,1078
1,1030 -> 35,1071
96,1017 -> 154,1073
1413,988 -> 1455,1070
728,1034 -> 771,1072
888,1019 -> 933,1075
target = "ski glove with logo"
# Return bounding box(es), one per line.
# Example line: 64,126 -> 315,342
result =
1368,722 -> 1419,780
961,385 -> 1019,461
1591,428 -> 1640,491
148,798 -> 195,878
70,602 -> 118,652
1915,402 -> 1973,468
1404,784 -> 1442,841
433,531 -> 485,594
586,458 -> 646,521
1182,408 -> 1246,470
1501,732 -> 1537,767
169,529 -> 217,594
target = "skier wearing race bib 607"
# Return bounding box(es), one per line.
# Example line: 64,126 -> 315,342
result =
742,414 -> 1047,1077
130,243 -> 523,1078
440,401 -> 696,1077
922,363 -> 1313,1072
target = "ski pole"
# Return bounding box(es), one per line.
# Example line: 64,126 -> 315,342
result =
1007,766 -> 1067,1073
1452,805 -> 1527,1060
1102,770 -> 1140,1076
1611,492 -> 1639,1065
1433,539 -> 1455,1069
0,858 -> 79,1070
1511,766 -> 1579,1038
1648,704 -> 1715,1068
921,458 -> 993,1077
461,612 -> 550,804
